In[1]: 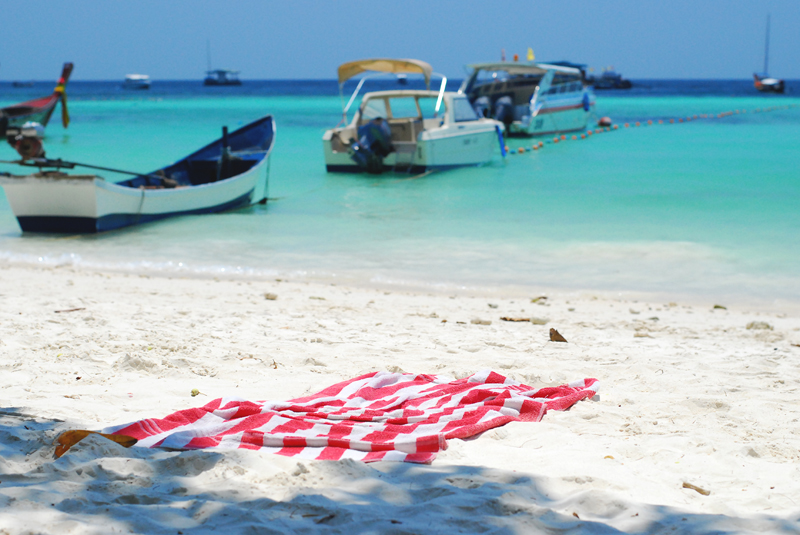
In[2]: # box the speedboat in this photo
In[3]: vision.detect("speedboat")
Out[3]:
[1,63,72,132]
[323,58,504,174]
[459,62,595,137]
[204,69,242,86]
[123,74,151,90]
[0,115,275,233]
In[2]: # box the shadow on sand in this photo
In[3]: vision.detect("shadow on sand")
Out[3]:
[1,407,798,534]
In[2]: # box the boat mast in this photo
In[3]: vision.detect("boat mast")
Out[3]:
[763,14,770,75]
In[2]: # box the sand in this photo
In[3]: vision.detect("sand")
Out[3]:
[1,262,799,534]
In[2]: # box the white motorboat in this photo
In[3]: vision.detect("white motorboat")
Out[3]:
[123,74,151,90]
[0,116,275,233]
[459,62,595,137]
[323,58,504,174]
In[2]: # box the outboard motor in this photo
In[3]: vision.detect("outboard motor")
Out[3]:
[472,96,491,118]
[349,118,393,174]
[492,96,514,128]
[6,121,46,160]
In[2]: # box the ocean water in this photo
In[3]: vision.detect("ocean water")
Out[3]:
[1,80,798,305]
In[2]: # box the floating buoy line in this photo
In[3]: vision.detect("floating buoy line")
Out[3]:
[503,103,799,157]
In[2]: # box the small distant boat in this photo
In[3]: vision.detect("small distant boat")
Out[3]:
[589,67,633,90]
[0,63,73,131]
[754,74,784,94]
[459,61,595,137]
[123,74,151,90]
[323,58,504,174]
[204,69,242,86]
[754,15,784,94]
[203,40,242,86]
[12,81,34,88]
[396,74,408,85]
[0,115,275,233]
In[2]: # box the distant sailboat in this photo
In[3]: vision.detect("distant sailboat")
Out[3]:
[753,14,785,93]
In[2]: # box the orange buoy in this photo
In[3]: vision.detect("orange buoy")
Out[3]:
[613,124,618,130]
[539,141,544,147]
[560,134,567,141]
[693,115,698,119]
[669,118,675,124]
[518,147,525,154]
[587,130,593,136]
[580,133,586,139]
[553,137,559,143]
[634,122,640,127]
[533,145,539,150]
[571,135,577,140]
[658,119,664,124]
[679,118,684,122]
[504,145,509,152]
[624,123,630,128]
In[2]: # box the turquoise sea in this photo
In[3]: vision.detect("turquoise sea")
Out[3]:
[1,80,799,306]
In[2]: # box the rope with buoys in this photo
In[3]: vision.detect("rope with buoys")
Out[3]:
[502,103,799,157]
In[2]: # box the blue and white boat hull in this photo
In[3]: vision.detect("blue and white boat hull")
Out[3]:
[1,115,274,233]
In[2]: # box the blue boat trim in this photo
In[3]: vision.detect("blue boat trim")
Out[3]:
[17,190,256,234]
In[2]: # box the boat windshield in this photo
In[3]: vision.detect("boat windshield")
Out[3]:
[417,97,441,119]
[387,97,419,119]
[361,96,445,121]
[452,97,479,122]
[361,99,388,120]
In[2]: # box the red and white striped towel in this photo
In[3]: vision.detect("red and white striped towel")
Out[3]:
[106,370,599,463]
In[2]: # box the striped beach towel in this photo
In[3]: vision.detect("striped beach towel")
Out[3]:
[106,370,599,463]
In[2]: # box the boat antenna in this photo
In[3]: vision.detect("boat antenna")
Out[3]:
[763,14,770,75]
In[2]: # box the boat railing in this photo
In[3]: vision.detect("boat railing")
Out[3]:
[433,73,447,116]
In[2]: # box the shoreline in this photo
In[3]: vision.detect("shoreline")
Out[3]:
[3,256,800,314]
[2,262,800,532]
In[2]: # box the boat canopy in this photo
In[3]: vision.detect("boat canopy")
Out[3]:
[466,62,583,77]
[338,59,433,88]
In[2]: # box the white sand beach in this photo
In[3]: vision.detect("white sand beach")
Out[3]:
[2,262,800,534]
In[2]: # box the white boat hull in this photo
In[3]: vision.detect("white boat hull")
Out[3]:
[323,122,500,173]
[510,93,595,137]
[1,158,269,233]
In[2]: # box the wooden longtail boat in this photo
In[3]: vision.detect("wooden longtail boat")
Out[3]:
[0,115,275,233]
[0,63,73,131]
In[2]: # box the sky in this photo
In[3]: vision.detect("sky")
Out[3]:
[2,0,798,81]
